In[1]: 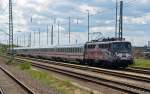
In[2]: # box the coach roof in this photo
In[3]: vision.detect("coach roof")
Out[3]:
[14,44,84,50]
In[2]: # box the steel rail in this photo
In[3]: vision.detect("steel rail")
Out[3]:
[17,57,150,94]
[0,88,4,94]
[17,57,150,83]
[0,66,34,94]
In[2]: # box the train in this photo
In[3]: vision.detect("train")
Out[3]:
[13,38,134,68]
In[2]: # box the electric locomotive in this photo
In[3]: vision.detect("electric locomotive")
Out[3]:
[84,38,133,67]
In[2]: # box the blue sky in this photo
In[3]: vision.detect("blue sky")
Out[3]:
[0,0,150,47]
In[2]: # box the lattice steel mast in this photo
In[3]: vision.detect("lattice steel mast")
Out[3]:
[9,0,14,56]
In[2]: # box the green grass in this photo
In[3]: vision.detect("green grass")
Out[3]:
[24,69,92,94]
[130,59,150,68]
[18,62,31,70]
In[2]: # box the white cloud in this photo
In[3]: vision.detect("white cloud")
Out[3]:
[124,16,146,24]
[140,0,150,4]
[78,4,106,15]
[124,13,150,25]
[90,26,114,33]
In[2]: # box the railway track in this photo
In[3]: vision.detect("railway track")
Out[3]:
[0,66,34,94]
[18,57,150,83]
[0,88,4,94]
[16,57,150,94]
[126,67,150,74]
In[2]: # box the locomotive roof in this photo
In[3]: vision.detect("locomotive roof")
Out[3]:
[86,40,131,45]
[14,44,84,50]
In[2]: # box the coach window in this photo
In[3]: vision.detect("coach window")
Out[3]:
[64,48,66,52]
[78,48,80,53]
[73,48,75,53]
[72,48,73,53]
[44,49,47,52]
[101,44,103,48]
[61,48,63,52]
[74,48,76,53]
[104,44,106,49]
[75,48,77,53]
[63,48,65,52]
[99,44,102,48]
[70,48,72,52]
[72,48,74,53]
[71,48,72,53]
[76,48,78,52]
[80,48,82,52]
[76,48,78,53]
[74,48,75,52]
[55,48,57,52]
[75,48,77,52]
[105,44,107,49]
[70,48,72,53]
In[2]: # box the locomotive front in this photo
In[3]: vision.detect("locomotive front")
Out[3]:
[111,41,133,67]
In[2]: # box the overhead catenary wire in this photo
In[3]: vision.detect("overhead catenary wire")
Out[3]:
[0,0,147,46]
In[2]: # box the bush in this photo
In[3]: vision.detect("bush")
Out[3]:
[19,62,31,70]
[6,58,15,65]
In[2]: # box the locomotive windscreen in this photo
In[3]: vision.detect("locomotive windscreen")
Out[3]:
[112,42,132,53]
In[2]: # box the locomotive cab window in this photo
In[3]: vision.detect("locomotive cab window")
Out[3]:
[87,44,96,49]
